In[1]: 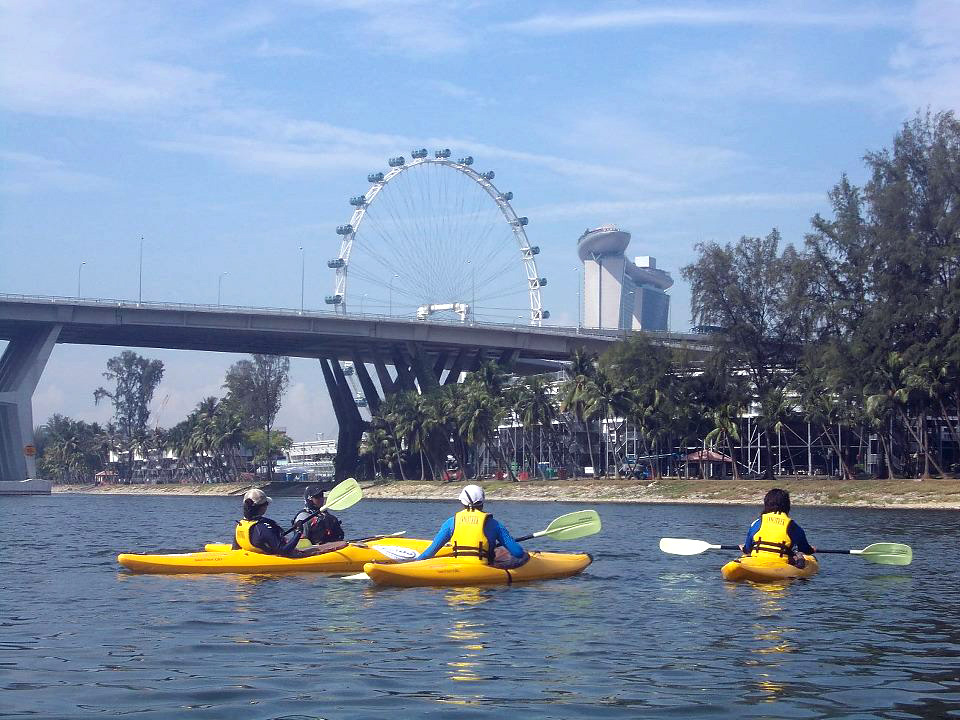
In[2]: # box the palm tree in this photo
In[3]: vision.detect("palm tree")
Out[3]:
[560,349,597,476]
[583,368,631,479]
[514,376,558,477]
[459,380,514,480]
[705,402,743,480]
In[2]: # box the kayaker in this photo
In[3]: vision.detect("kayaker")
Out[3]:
[234,488,304,556]
[292,485,345,545]
[415,484,528,567]
[741,488,816,567]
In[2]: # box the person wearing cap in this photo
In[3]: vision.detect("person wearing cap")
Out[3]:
[292,485,345,546]
[414,484,527,567]
[234,488,304,556]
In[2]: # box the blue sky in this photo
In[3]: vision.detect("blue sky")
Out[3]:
[2,0,958,441]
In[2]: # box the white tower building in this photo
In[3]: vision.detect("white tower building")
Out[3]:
[577,225,673,331]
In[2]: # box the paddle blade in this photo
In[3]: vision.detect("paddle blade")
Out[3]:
[342,572,368,580]
[659,538,719,555]
[321,478,363,512]
[538,509,601,541]
[860,542,913,566]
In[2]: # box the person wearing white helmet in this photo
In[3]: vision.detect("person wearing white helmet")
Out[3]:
[234,488,303,556]
[414,484,527,566]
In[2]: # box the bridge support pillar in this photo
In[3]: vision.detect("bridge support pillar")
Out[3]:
[0,324,61,481]
[351,355,382,415]
[320,357,366,481]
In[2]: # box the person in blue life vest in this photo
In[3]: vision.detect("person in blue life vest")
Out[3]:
[292,485,345,546]
[415,484,528,568]
[741,488,817,567]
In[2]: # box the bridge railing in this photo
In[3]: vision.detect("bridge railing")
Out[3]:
[0,292,701,343]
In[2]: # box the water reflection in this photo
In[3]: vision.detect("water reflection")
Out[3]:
[736,582,797,703]
[444,588,489,687]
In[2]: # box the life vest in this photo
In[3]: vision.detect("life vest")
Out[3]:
[749,511,794,561]
[298,509,344,544]
[450,509,493,563]
[235,519,264,553]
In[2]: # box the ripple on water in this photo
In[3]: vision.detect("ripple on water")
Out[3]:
[3,498,959,719]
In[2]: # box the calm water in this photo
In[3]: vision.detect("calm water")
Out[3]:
[2,495,959,719]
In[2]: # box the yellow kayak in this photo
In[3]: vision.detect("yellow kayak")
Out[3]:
[721,554,819,583]
[118,537,434,575]
[363,550,593,587]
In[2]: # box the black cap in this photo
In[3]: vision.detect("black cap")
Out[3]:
[304,484,325,500]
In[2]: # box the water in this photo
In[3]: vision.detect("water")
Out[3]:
[2,495,959,719]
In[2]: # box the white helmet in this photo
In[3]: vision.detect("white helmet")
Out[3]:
[459,484,485,509]
[243,488,271,507]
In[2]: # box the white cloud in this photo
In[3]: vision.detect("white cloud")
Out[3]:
[422,80,493,107]
[253,39,315,58]
[0,1,221,119]
[880,0,960,111]
[0,151,110,194]
[504,4,905,35]
[528,191,824,221]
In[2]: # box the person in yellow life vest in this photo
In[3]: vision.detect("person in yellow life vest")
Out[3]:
[234,488,304,556]
[415,485,528,567]
[741,488,816,567]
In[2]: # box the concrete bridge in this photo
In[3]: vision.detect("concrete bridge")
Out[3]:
[0,293,708,481]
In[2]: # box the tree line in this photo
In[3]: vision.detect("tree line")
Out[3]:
[35,353,291,483]
[360,111,960,482]
[34,111,959,483]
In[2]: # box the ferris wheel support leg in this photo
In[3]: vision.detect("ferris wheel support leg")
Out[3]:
[351,356,382,414]
[319,357,366,481]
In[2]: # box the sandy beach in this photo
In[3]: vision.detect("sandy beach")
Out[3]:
[53,476,960,509]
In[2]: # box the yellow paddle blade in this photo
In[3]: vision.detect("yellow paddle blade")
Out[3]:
[321,477,362,512]
[535,510,601,541]
[858,542,913,565]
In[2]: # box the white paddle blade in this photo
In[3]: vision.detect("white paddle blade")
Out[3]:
[342,572,369,580]
[659,538,719,555]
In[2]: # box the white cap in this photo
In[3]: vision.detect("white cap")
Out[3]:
[243,488,271,506]
[459,484,485,508]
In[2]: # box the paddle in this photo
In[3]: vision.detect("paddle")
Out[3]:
[342,509,601,579]
[814,543,913,565]
[351,531,406,544]
[658,538,913,566]
[283,477,363,537]
[349,531,407,548]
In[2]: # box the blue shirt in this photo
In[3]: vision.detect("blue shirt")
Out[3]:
[743,515,814,554]
[416,514,526,560]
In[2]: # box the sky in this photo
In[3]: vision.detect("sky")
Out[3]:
[2,0,958,442]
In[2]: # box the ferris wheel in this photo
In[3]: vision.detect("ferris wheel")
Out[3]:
[325,149,549,326]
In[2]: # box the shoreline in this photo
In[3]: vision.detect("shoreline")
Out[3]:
[52,477,960,510]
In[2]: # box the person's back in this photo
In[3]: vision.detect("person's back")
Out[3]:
[234,488,302,556]
[743,488,815,566]
[417,484,526,567]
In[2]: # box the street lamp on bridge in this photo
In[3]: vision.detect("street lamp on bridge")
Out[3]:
[217,272,229,306]
[299,246,305,314]
[77,261,86,298]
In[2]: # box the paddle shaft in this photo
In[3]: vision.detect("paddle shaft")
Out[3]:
[283,505,335,537]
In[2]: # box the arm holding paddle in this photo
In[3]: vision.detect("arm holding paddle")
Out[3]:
[344,510,602,579]
[660,537,912,565]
